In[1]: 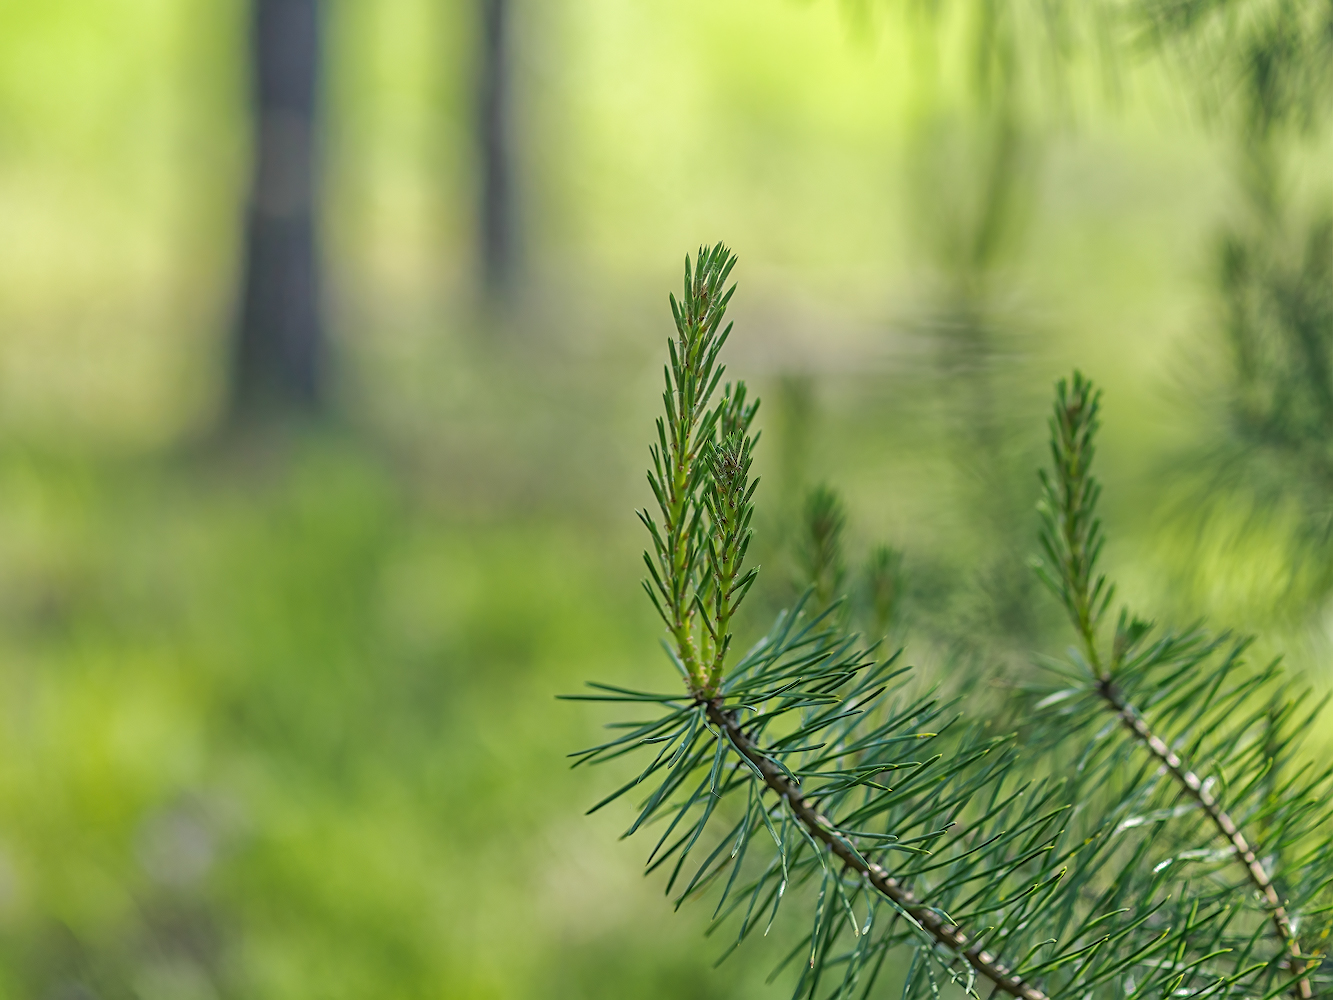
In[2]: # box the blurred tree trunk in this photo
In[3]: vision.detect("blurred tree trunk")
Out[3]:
[477,0,517,298]
[231,0,323,421]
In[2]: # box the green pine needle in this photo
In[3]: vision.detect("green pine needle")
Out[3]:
[567,251,1333,1000]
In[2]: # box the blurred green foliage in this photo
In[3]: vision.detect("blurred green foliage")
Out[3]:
[0,439,781,998]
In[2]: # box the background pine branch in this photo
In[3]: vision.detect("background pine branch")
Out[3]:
[1033,373,1333,1000]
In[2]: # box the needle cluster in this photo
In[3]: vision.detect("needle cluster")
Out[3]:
[639,243,759,699]
[566,249,1333,1000]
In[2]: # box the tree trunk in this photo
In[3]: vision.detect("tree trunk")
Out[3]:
[477,0,516,298]
[231,0,323,420]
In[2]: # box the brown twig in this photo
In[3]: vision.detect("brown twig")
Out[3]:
[1096,679,1312,1000]
[705,702,1051,1000]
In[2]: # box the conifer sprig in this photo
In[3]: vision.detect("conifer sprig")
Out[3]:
[1036,373,1111,675]
[569,257,1333,1000]
[703,699,1053,1000]
[862,545,904,641]
[800,486,848,610]
[1035,372,1331,1000]
[640,242,742,697]
[700,419,760,693]
[577,248,1082,999]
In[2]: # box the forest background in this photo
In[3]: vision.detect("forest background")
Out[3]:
[0,1,1329,998]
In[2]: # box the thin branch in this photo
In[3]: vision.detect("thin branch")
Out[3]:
[1095,678,1312,1000]
[1043,372,1312,999]
[705,702,1052,1000]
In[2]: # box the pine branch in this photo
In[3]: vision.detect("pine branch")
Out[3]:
[675,258,1051,1000]
[621,247,1065,999]
[1095,676,1313,999]
[1037,371,1319,999]
[705,700,1051,1000]
[572,257,1332,1000]
[799,486,847,610]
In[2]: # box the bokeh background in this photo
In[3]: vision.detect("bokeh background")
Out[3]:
[0,0,1330,997]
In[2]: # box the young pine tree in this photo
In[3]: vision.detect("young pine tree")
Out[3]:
[565,245,1333,1000]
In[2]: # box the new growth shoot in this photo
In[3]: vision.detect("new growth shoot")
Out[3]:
[1036,373,1111,677]
[640,243,758,700]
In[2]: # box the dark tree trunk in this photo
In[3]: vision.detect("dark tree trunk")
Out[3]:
[477,0,517,297]
[231,0,323,420]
